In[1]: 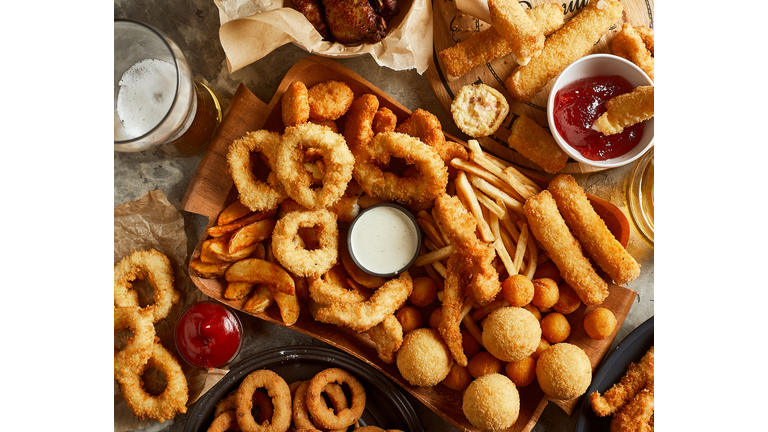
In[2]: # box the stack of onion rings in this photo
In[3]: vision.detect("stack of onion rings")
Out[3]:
[352,132,448,209]
[306,368,366,430]
[274,123,355,210]
[271,209,339,278]
[114,250,187,422]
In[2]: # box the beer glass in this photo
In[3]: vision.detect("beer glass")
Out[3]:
[114,19,221,157]
[627,147,654,244]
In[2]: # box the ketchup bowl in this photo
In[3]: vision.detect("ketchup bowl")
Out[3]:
[547,54,654,169]
[174,301,243,370]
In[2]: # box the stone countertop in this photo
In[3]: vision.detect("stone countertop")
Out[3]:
[114,0,654,430]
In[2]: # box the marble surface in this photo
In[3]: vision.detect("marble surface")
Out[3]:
[114,1,654,430]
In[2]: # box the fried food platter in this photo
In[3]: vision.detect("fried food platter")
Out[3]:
[183,346,423,432]
[181,55,638,432]
[426,0,655,173]
[575,316,654,431]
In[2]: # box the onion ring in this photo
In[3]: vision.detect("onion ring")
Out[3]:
[274,123,354,210]
[207,410,240,432]
[114,305,156,378]
[315,271,412,332]
[306,368,366,430]
[352,132,448,208]
[115,342,189,423]
[293,380,350,432]
[114,249,179,324]
[227,130,288,212]
[271,209,339,278]
[235,369,292,432]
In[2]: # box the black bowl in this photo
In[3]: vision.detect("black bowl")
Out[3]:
[575,316,654,431]
[183,345,424,432]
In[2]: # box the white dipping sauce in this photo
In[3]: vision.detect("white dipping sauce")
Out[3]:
[349,205,420,275]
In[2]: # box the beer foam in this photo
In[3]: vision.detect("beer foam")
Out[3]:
[116,58,177,138]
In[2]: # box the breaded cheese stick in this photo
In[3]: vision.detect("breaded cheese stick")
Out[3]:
[593,86,654,136]
[487,0,544,65]
[548,175,641,285]
[438,3,564,81]
[507,114,568,174]
[524,190,608,306]
[506,0,623,102]
[612,23,655,81]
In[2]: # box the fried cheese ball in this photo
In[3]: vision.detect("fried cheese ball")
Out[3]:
[553,283,581,315]
[482,306,541,363]
[462,327,483,359]
[533,261,563,284]
[532,278,559,309]
[428,306,443,329]
[540,312,571,343]
[451,84,510,138]
[410,276,438,307]
[501,274,534,307]
[523,303,542,321]
[395,305,423,335]
[536,343,592,400]
[442,363,472,392]
[505,356,536,388]
[467,351,503,379]
[583,307,617,340]
[396,328,453,386]
[462,373,520,431]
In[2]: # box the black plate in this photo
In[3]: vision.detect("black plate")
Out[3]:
[183,345,424,432]
[574,316,654,431]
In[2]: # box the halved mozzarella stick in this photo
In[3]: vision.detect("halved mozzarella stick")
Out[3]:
[548,174,640,285]
[524,190,608,306]
[592,86,654,135]
[506,0,623,102]
[487,0,544,65]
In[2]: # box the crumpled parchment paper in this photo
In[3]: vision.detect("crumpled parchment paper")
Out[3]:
[214,0,433,73]
[114,189,227,431]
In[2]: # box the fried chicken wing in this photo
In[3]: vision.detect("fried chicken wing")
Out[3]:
[321,0,388,44]
[292,0,334,40]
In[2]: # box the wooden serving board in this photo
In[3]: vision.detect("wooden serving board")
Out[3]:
[181,56,638,432]
[426,0,655,173]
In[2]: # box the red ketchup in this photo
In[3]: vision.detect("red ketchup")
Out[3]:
[552,75,643,161]
[175,302,242,370]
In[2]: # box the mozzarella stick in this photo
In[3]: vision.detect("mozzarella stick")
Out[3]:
[548,174,640,285]
[612,23,654,81]
[506,0,623,102]
[507,114,568,174]
[438,3,564,81]
[524,190,608,306]
[487,0,544,65]
[593,86,654,135]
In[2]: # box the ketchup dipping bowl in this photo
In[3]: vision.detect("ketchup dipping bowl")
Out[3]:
[174,301,243,370]
[547,54,654,169]
[347,203,422,278]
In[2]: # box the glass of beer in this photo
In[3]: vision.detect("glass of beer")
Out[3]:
[627,147,654,245]
[114,19,222,157]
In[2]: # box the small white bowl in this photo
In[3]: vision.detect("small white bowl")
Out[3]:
[546,54,654,169]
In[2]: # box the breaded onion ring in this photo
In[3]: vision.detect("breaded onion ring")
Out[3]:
[207,410,238,432]
[272,209,339,278]
[115,343,189,423]
[227,130,288,212]
[275,123,354,210]
[343,94,379,151]
[315,271,413,332]
[114,249,179,324]
[114,305,156,378]
[353,132,448,208]
[306,368,366,430]
[235,370,292,432]
[293,381,349,431]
